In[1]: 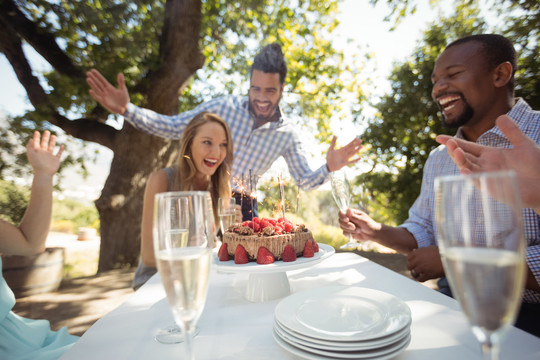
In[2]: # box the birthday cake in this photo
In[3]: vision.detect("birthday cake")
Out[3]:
[218,217,318,264]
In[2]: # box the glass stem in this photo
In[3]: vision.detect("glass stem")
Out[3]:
[481,338,499,360]
[183,328,195,360]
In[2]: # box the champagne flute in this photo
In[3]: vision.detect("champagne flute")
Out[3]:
[330,171,357,249]
[153,193,193,344]
[434,171,526,360]
[218,197,236,235]
[154,191,213,359]
[154,192,217,344]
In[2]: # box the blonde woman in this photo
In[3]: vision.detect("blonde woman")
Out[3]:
[132,112,235,290]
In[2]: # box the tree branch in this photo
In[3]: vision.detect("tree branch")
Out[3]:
[0,18,49,108]
[0,13,117,150]
[0,0,82,79]
[144,0,206,114]
[53,114,117,149]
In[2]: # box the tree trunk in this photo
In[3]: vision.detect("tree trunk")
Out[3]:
[95,126,177,272]
[1,0,204,272]
[94,0,203,272]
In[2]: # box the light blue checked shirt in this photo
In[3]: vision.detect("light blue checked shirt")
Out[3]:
[123,95,329,191]
[399,98,540,303]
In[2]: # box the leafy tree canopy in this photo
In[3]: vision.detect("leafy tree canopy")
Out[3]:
[360,0,538,224]
[0,0,367,270]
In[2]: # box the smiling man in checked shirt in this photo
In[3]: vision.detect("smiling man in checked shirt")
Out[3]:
[338,34,540,337]
[86,43,362,220]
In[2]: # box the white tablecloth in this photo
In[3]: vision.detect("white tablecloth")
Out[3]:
[60,252,540,359]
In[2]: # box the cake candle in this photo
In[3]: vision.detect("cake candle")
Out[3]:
[249,169,253,221]
[296,186,300,214]
[279,173,286,220]
[240,173,245,217]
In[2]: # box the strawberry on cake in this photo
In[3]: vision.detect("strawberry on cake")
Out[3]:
[218,217,319,265]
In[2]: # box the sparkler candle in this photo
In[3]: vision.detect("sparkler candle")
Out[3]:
[296,186,300,214]
[249,169,253,221]
[240,173,245,214]
[279,173,286,220]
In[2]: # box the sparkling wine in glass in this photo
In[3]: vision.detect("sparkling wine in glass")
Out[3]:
[434,171,526,360]
[218,197,236,235]
[154,191,214,358]
[330,171,357,249]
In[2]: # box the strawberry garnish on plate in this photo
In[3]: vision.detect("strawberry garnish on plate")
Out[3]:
[312,240,319,252]
[218,243,229,261]
[256,247,275,264]
[234,245,249,264]
[303,240,315,258]
[282,245,297,262]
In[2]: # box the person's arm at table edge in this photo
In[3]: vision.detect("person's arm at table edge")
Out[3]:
[526,267,540,292]
[374,225,418,255]
[526,246,540,292]
[140,170,168,267]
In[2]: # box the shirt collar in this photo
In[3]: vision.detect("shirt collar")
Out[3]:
[243,97,285,127]
[455,98,530,141]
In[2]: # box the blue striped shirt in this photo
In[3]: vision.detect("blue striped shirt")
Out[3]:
[124,96,330,191]
[399,98,540,303]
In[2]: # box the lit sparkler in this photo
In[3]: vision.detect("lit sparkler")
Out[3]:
[278,173,286,220]
[296,186,300,214]
[249,169,254,221]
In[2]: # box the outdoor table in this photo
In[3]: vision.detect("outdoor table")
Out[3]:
[60,252,540,359]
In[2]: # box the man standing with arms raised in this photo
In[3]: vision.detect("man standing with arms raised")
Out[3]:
[87,43,362,219]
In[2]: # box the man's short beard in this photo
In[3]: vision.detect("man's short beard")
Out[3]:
[249,100,280,122]
[442,103,474,129]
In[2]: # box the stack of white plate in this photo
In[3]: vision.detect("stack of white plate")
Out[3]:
[273,286,412,360]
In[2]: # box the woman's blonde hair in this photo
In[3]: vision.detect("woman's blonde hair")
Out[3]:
[171,112,233,222]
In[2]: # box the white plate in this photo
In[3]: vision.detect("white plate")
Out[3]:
[273,328,411,360]
[274,319,410,351]
[274,286,411,341]
[214,243,335,274]
[274,324,410,359]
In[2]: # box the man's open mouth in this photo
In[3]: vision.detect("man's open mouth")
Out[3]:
[438,95,462,114]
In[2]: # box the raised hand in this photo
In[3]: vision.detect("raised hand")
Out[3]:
[26,130,64,177]
[436,115,540,211]
[326,136,363,172]
[86,69,130,115]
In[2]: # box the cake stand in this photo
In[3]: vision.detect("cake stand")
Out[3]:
[214,243,335,302]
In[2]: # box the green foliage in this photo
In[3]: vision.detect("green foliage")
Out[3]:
[52,198,100,233]
[0,180,30,224]
[497,0,540,108]
[360,0,539,225]
[358,4,488,224]
[8,0,360,145]
[308,218,349,249]
[2,0,363,270]
[0,178,99,232]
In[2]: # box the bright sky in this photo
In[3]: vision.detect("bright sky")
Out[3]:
[0,0,456,202]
